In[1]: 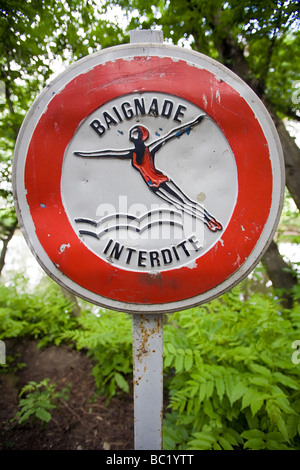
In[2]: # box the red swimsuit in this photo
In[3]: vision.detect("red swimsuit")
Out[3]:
[132,147,168,188]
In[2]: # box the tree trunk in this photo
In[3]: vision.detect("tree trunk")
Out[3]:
[261,241,296,309]
[211,27,300,212]
[0,222,17,276]
[60,287,81,317]
[204,28,299,300]
[265,107,300,212]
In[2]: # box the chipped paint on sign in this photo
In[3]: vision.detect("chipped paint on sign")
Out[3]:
[59,243,70,253]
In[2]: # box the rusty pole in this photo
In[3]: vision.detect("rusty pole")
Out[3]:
[130,29,165,451]
[132,314,164,450]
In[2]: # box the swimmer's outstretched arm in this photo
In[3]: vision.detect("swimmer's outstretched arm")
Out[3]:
[149,114,205,154]
[74,148,133,159]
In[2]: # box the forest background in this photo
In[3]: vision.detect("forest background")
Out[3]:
[0,0,300,451]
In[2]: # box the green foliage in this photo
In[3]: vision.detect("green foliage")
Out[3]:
[0,277,133,400]
[162,287,300,450]
[112,0,300,120]
[13,378,71,425]
[62,308,133,400]
[0,277,78,346]
[1,276,300,448]
[277,189,300,245]
[0,0,128,255]
[0,0,299,450]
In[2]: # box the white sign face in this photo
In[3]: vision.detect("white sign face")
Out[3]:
[62,92,238,273]
[13,42,284,313]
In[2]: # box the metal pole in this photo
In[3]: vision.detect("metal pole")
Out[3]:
[132,314,164,450]
[129,28,165,451]
[130,29,164,44]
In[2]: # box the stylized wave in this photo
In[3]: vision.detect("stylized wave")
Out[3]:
[75,208,183,239]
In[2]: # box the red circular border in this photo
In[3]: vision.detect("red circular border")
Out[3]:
[25,56,272,305]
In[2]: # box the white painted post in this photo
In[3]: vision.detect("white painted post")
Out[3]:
[125,27,283,450]
[130,28,165,452]
[130,29,164,44]
[132,314,164,450]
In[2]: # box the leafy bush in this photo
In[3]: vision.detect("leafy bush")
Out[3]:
[13,378,71,425]
[62,309,133,400]
[162,288,300,450]
[0,277,77,346]
[1,276,300,448]
[0,277,133,400]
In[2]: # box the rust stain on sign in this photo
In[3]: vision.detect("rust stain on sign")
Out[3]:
[135,315,162,363]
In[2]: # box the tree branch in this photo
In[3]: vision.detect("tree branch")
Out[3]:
[205,22,300,213]
[60,287,81,317]
[0,68,15,115]
[0,221,17,276]
[266,104,300,212]
[261,240,298,308]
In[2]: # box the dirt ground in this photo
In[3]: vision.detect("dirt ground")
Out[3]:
[0,339,134,450]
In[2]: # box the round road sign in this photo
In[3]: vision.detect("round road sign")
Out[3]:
[13,39,284,313]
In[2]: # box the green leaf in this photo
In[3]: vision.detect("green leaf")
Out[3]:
[249,376,269,386]
[187,439,212,450]
[223,431,239,447]
[114,373,129,393]
[164,352,173,368]
[206,380,214,399]
[35,407,52,423]
[276,414,290,443]
[213,443,222,450]
[266,401,290,442]
[226,428,244,445]
[244,438,266,450]
[273,372,299,390]
[187,380,199,398]
[163,435,176,451]
[248,363,272,378]
[224,374,235,403]
[215,376,225,400]
[266,440,289,450]
[241,429,265,440]
[199,382,206,403]
[163,423,184,449]
[188,432,216,450]
[218,436,234,450]
[266,431,286,442]
[184,349,193,371]
[276,396,297,415]
[203,398,218,419]
[192,432,216,444]
[241,387,258,410]
[174,354,184,373]
[16,409,32,424]
[231,382,247,404]
[251,395,265,416]
[166,343,176,355]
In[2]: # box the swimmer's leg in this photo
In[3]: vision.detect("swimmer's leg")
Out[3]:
[155,181,222,232]
[154,186,201,221]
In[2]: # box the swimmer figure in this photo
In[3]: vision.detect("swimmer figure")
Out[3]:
[74,115,222,232]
